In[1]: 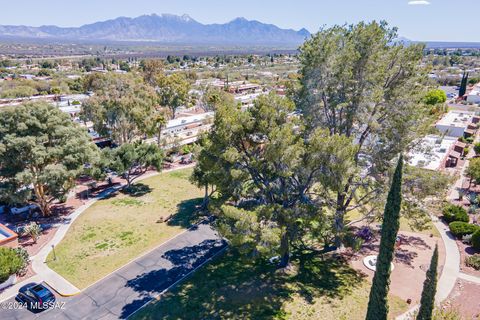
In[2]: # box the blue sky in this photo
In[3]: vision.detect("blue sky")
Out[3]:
[1,0,478,42]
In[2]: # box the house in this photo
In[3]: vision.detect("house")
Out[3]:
[435,111,480,137]
[467,83,480,103]
[407,135,457,170]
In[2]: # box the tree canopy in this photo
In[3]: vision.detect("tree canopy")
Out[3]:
[105,142,164,188]
[156,73,192,119]
[192,93,357,266]
[81,74,158,145]
[0,102,99,216]
[296,21,431,245]
[423,89,447,106]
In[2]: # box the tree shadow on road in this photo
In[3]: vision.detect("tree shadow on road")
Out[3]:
[124,249,366,320]
[119,238,226,319]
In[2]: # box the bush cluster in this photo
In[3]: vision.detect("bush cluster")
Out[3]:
[465,254,480,270]
[442,204,469,223]
[0,247,24,283]
[472,230,480,250]
[448,221,479,238]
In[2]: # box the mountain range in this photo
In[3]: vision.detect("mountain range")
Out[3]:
[0,14,311,46]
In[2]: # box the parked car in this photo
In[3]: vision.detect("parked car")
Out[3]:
[16,283,56,311]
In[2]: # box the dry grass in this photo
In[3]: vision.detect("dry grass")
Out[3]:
[47,168,203,288]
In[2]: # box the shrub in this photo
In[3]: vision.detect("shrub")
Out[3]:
[449,222,479,238]
[474,142,480,155]
[465,254,480,270]
[442,204,469,223]
[13,247,30,276]
[23,222,42,243]
[0,247,23,283]
[472,229,480,250]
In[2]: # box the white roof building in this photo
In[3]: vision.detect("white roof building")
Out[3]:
[435,110,479,137]
[407,135,457,170]
[467,83,480,103]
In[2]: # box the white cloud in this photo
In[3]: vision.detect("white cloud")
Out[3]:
[408,0,430,5]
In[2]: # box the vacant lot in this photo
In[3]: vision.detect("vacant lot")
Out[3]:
[132,251,408,320]
[47,168,203,288]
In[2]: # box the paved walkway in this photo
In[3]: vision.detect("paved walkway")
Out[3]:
[2,220,227,320]
[458,272,480,284]
[0,165,195,303]
[396,218,461,320]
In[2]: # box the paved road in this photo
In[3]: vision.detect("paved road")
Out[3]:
[1,221,227,320]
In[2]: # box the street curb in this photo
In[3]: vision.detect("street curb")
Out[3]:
[43,280,81,297]
[78,216,213,293]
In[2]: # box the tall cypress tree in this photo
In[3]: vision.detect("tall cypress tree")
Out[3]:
[417,244,439,320]
[459,71,469,97]
[366,155,403,320]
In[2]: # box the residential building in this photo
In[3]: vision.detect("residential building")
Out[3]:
[435,110,479,137]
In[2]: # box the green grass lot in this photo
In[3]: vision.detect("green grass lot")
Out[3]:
[47,168,203,289]
[132,250,408,320]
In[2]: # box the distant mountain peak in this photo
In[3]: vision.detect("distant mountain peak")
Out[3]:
[180,14,193,22]
[0,13,311,46]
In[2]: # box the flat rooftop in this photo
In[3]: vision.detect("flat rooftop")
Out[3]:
[166,112,214,129]
[407,135,457,171]
[436,111,476,128]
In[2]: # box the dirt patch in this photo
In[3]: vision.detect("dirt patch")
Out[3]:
[349,231,445,306]
[442,279,480,319]
[457,239,480,277]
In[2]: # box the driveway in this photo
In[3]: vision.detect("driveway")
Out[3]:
[1,220,227,320]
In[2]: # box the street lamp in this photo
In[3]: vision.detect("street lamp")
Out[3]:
[51,244,57,261]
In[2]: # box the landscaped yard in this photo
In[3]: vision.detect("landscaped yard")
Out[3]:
[345,208,441,238]
[132,250,408,320]
[47,168,203,288]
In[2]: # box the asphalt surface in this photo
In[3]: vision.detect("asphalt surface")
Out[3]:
[1,220,227,320]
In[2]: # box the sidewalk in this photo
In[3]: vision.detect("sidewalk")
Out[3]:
[396,218,460,320]
[0,164,195,302]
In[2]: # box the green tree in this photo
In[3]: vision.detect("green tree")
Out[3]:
[119,61,131,72]
[466,158,480,189]
[106,142,164,188]
[201,86,235,111]
[417,244,439,320]
[459,71,469,97]
[297,21,430,247]
[0,102,99,216]
[423,89,447,106]
[140,59,164,85]
[366,155,403,320]
[146,109,169,147]
[156,73,191,119]
[81,74,158,145]
[473,142,480,155]
[192,93,357,266]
